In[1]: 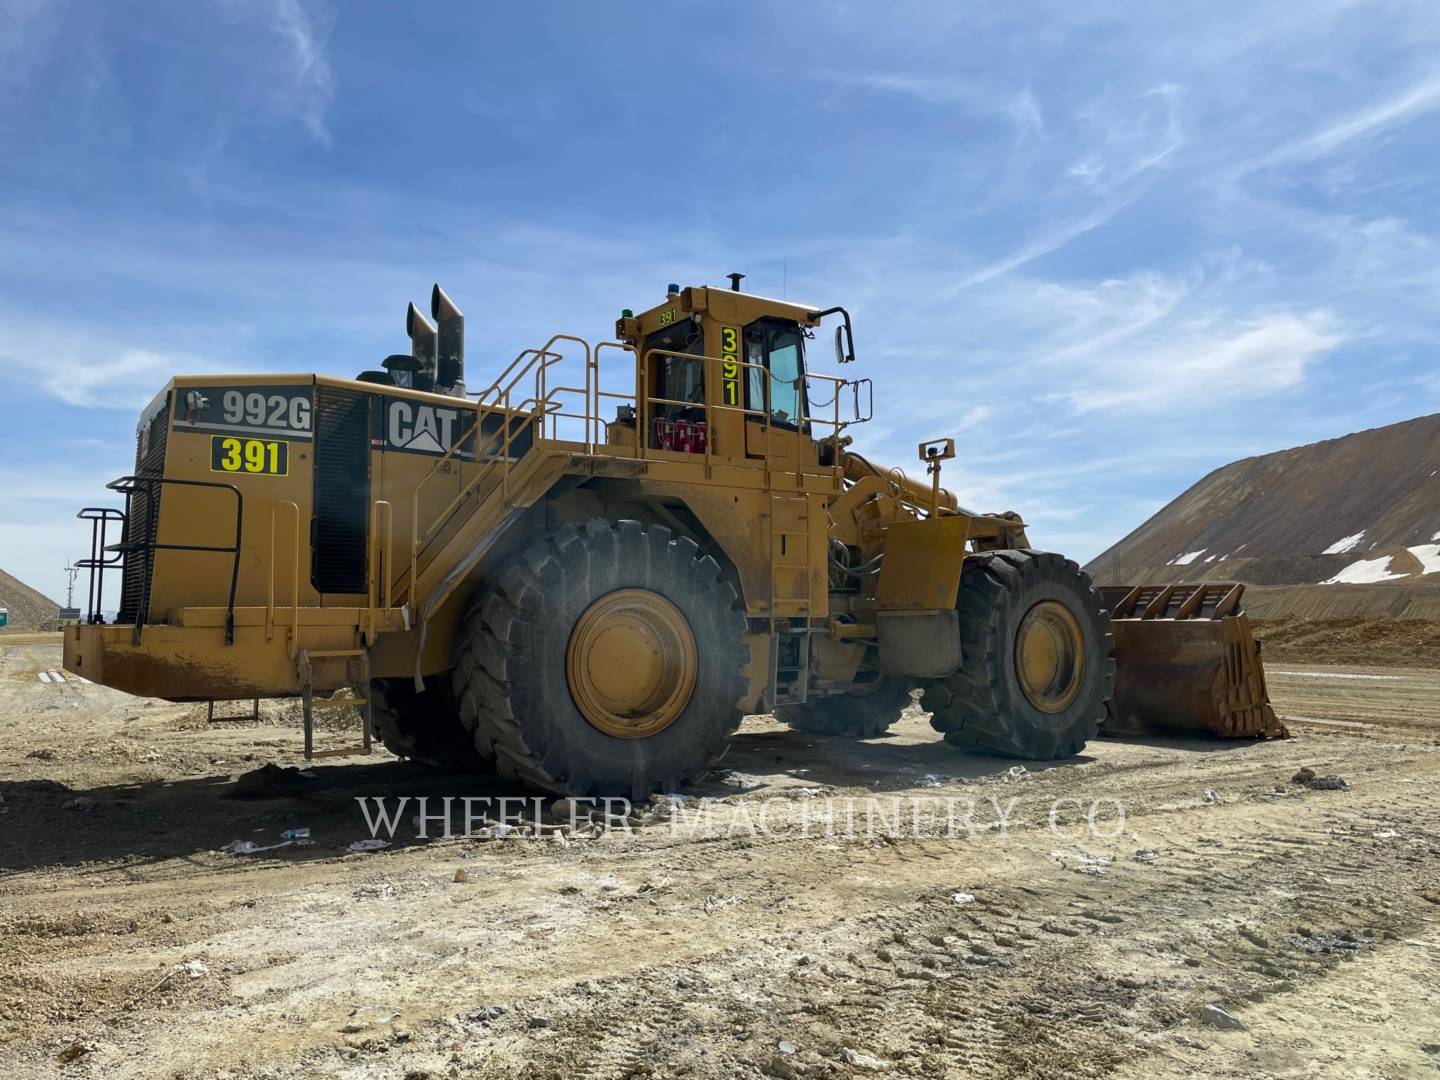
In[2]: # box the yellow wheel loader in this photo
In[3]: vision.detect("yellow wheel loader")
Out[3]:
[64,277,1279,797]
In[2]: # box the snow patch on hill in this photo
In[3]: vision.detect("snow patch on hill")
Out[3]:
[1170,550,1205,566]
[1324,544,1440,584]
[1322,531,1366,555]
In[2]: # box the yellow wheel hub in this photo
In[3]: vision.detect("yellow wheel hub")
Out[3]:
[566,589,697,739]
[1015,600,1085,714]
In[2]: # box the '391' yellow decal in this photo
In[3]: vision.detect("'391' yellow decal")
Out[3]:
[210,435,289,476]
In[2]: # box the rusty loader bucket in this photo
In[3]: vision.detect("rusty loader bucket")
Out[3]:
[1096,582,1286,739]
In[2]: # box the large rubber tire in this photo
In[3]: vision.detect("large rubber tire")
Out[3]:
[369,676,485,767]
[777,676,914,737]
[453,519,750,798]
[925,550,1112,759]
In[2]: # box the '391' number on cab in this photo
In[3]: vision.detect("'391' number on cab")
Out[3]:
[210,435,289,476]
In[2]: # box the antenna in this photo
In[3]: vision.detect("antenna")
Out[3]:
[63,562,78,608]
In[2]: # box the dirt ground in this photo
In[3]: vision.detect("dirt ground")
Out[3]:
[2,637,1438,1079]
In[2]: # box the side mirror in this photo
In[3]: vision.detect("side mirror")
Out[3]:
[811,305,856,364]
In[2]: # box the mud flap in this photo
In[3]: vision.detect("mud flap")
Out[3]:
[1097,583,1287,739]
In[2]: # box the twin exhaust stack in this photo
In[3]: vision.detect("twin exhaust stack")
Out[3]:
[368,283,466,397]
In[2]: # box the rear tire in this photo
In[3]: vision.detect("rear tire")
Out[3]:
[778,676,914,737]
[369,676,485,767]
[452,519,750,798]
[924,550,1112,759]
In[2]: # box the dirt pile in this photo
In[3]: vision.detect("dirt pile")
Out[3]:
[1086,412,1440,587]
[1252,615,1440,666]
[0,568,60,632]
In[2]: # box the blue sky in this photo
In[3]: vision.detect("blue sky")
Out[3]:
[3,0,1440,605]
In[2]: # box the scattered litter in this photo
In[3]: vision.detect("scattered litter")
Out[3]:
[1203,788,1219,804]
[1308,775,1349,791]
[348,838,390,852]
[280,828,310,840]
[1004,765,1030,783]
[704,894,741,914]
[178,959,209,979]
[1133,849,1160,863]
[842,1047,893,1071]
[1199,1004,1245,1030]
[777,1039,797,1055]
[792,787,823,797]
[37,671,51,684]
[951,892,975,906]
[918,774,949,788]
[222,838,310,855]
[1373,829,1399,840]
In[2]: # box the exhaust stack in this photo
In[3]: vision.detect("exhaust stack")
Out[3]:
[431,283,465,397]
[406,303,438,393]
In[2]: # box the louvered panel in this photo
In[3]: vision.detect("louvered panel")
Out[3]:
[310,387,370,594]
[117,396,170,623]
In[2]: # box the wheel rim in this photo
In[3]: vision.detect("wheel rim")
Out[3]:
[566,589,698,739]
[1014,600,1085,714]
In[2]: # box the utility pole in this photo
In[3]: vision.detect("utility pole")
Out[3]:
[63,562,78,609]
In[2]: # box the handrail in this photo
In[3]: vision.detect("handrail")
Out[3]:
[104,475,244,646]
[369,500,394,612]
[266,500,300,652]
[394,328,870,615]
[74,507,126,625]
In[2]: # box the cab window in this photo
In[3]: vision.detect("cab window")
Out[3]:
[745,320,808,430]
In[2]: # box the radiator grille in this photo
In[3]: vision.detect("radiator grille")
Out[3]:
[311,387,370,594]
[117,396,171,623]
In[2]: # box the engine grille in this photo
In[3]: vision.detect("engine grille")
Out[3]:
[310,386,370,594]
[117,396,171,623]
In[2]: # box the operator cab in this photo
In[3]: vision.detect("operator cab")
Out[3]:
[618,277,853,459]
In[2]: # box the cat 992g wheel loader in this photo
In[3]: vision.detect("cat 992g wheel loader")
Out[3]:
[64,277,1281,797]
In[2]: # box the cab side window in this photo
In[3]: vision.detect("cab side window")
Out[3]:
[744,320,808,430]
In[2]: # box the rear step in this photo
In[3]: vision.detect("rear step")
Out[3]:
[299,648,374,759]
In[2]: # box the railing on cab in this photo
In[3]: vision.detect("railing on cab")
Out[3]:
[391,332,873,611]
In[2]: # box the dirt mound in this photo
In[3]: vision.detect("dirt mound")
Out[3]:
[1252,616,1440,667]
[0,569,61,633]
[1244,582,1440,621]
[1087,411,1440,587]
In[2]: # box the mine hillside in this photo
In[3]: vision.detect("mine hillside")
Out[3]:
[1085,411,1440,647]
[0,568,61,633]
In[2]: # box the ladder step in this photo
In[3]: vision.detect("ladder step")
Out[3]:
[307,745,374,759]
[307,649,365,658]
[310,696,367,709]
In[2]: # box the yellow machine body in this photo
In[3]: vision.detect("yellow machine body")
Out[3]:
[64,280,1277,753]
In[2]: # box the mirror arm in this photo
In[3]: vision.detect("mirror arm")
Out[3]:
[809,305,856,364]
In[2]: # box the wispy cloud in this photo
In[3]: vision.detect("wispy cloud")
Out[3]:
[1268,71,1440,165]
[262,0,336,144]
[1055,310,1343,414]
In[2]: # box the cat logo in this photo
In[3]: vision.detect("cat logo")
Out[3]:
[387,400,462,455]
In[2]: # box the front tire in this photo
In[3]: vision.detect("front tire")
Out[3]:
[924,550,1112,759]
[777,676,914,737]
[453,519,750,797]
[369,676,485,767]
